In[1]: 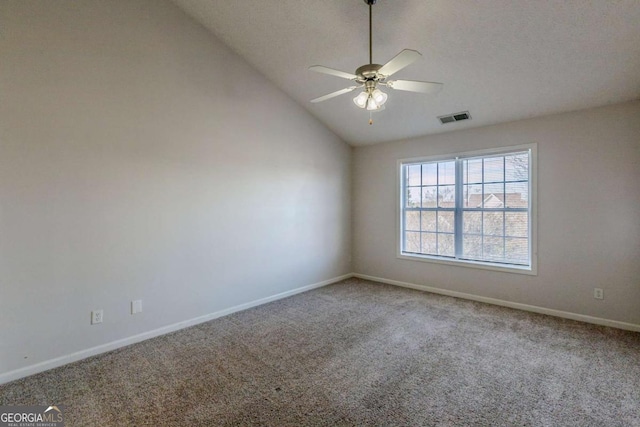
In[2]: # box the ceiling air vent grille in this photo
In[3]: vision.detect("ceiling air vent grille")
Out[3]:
[438,111,471,125]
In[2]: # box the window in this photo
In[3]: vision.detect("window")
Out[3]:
[399,145,536,274]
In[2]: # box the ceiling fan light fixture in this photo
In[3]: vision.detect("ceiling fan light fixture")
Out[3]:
[353,91,369,108]
[371,88,387,105]
[366,96,381,111]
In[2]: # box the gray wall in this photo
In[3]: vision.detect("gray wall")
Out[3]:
[353,101,640,325]
[0,0,351,377]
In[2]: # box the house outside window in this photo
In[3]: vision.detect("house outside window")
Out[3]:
[398,144,536,275]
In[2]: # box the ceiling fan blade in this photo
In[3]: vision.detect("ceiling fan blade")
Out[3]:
[387,79,443,94]
[378,49,422,77]
[309,65,358,80]
[310,86,359,103]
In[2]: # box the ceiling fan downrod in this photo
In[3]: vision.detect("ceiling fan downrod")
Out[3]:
[365,0,376,65]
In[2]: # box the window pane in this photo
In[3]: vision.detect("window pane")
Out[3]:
[405,231,420,253]
[407,165,421,186]
[463,184,483,208]
[483,212,504,236]
[462,235,482,259]
[422,163,437,185]
[464,159,483,184]
[407,188,421,207]
[505,212,528,237]
[421,211,436,232]
[438,211,454,233]
[438,161,456,185]
[405,211,420,231]
[422,186,438,208]
[483,236,504,261]
[438,233,455,257]
[505,153,528,182]
[483,183,504,208]
[421,232,437,255]
[483,157,504,182]
[505,182,528,208]
[505,237,528,264]
[438,185,455,208]
[463,211,482,234]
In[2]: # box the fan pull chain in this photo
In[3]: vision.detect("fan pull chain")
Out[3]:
[369,111,373,125]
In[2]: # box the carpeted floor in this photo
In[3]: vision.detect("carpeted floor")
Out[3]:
[1,278,639,426]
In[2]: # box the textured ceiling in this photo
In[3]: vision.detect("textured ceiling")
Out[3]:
[171,0,640,146]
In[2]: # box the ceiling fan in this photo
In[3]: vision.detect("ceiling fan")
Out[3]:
[309,0,443,124]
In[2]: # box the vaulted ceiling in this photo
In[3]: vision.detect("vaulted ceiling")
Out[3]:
[171,0,640,146]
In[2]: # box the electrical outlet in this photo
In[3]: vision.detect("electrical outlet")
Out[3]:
[594,288,604,300]
[131,300,142,315]
[91,309,104,324]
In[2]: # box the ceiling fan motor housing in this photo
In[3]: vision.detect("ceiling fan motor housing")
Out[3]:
[364,0,377,5]
[356,64,383,82]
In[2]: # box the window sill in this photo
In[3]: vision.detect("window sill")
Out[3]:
[397,253,537,276]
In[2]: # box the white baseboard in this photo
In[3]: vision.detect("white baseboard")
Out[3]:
[353,273,640,333]
[0,273,353,386]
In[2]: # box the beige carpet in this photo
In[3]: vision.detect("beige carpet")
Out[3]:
[1,278,639,426]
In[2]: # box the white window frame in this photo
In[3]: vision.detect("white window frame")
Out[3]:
[397,143,537,275]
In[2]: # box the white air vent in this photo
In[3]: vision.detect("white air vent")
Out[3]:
[438,111,471,125]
